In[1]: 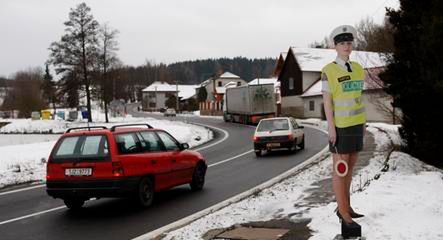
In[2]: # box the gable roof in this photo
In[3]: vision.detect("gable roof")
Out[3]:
[219,72,240,79]
[141,81,198,99]
[290,47,387,72]
[248,78,279,87]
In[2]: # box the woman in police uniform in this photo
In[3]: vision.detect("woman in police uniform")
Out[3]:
[322,25,366,228]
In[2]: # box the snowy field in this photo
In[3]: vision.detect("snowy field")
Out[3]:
[0,115,213,188]
[161,122,443,240]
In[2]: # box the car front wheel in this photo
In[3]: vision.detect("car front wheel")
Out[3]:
[190,163,206,191]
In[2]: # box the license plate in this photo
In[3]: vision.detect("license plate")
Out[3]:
[266,143,281,148]
[65,168,92,176]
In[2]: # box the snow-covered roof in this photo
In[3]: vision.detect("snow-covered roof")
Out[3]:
[301,67,385,97]
[224,81,239,89]
[248,78,280,93]
[219,71,240,79]
[142,81,178,92]
[248,78,279,86]
[178,85,199,100]
[141,81,198,99]
[215,81,242,94]
[198,79,210,88]
[291,47,387,72]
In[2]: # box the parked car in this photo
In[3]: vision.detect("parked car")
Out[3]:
[46,124,207,210]
[253,117,305,157]
[164,108,176,117]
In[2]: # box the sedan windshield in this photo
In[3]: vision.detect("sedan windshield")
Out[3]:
[257,119,289,132]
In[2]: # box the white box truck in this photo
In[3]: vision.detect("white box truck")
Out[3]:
[223,84,276,124]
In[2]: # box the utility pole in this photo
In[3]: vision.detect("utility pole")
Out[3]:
[176,80,179,112]
[154,86,158,112]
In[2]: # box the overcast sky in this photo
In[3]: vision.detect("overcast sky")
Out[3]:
[0,0,399,78]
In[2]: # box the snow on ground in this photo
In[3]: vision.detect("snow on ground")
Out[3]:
[0,115,213,188]
[162,121,443,240]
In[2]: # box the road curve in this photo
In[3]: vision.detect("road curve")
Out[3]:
[0,108,328,240]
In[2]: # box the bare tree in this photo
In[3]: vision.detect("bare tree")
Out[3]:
[3,68,46,118]
[49,2,100,122]
[354,17,394,53]
[308,36,331,49]
[98,23,119,123]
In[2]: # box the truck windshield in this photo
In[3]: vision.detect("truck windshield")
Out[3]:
[257,119,289,132]
[51,135,110,162]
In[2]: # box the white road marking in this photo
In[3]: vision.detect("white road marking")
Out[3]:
[0,184,45,196]
[0,206,66,226]
[190,122,230,152]
[208,150,253,168]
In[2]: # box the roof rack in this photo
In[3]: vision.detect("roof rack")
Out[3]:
[110,124,153,132]
[66,126,108,133]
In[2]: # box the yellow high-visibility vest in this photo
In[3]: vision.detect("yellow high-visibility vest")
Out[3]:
[322,61,366,128]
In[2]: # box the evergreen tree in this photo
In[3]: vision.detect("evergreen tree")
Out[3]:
[165,94,177,109]
[49,2,100,122]
[382,0,443,167]
[41,64,57,118]
[197,87,207,102]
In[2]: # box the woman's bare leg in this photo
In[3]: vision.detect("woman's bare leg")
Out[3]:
[346,152,358,209]
[332,153,352,223]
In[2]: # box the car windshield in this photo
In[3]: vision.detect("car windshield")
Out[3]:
[52,135,110,162]
[257,119,289,132]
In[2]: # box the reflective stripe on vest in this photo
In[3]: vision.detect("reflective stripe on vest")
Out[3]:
[334,106,366,117]
[333,96,362,108]
[322,61,366,128]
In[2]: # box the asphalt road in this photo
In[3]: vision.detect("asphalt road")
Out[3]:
[0,107,328,240]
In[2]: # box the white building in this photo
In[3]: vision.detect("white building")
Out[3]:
[198,72,247,116]
[141,81,198,111]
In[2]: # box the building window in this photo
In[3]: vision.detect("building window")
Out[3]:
[237,81,241,86]
[309,100,315,111]
[289,77,294,90]
[218,81,222,87]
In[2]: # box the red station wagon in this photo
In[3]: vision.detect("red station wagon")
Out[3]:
[46,124,207,210]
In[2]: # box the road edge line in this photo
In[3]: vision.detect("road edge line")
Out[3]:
[190,122,230,152]
[133,125,329,240]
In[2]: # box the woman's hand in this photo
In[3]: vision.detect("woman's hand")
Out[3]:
[328,126,337,146]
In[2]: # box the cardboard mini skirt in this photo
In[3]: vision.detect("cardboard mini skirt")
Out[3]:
[329,124,364,154]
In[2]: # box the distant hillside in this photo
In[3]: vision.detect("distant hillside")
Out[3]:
[107,57,277,102]
[118,57,277,87]
[167,57,277,84]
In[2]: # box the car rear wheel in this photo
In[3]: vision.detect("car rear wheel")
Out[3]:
[298,138,305,150]
[64,198,85,210]
[190,163,206,191]
[135,177,154,207]
[289,140,297,153]
[255,150,262,157]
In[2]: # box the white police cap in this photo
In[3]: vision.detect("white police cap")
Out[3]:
[330,25,357,44]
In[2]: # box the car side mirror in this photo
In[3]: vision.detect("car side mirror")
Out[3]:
[180,143,189,150]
